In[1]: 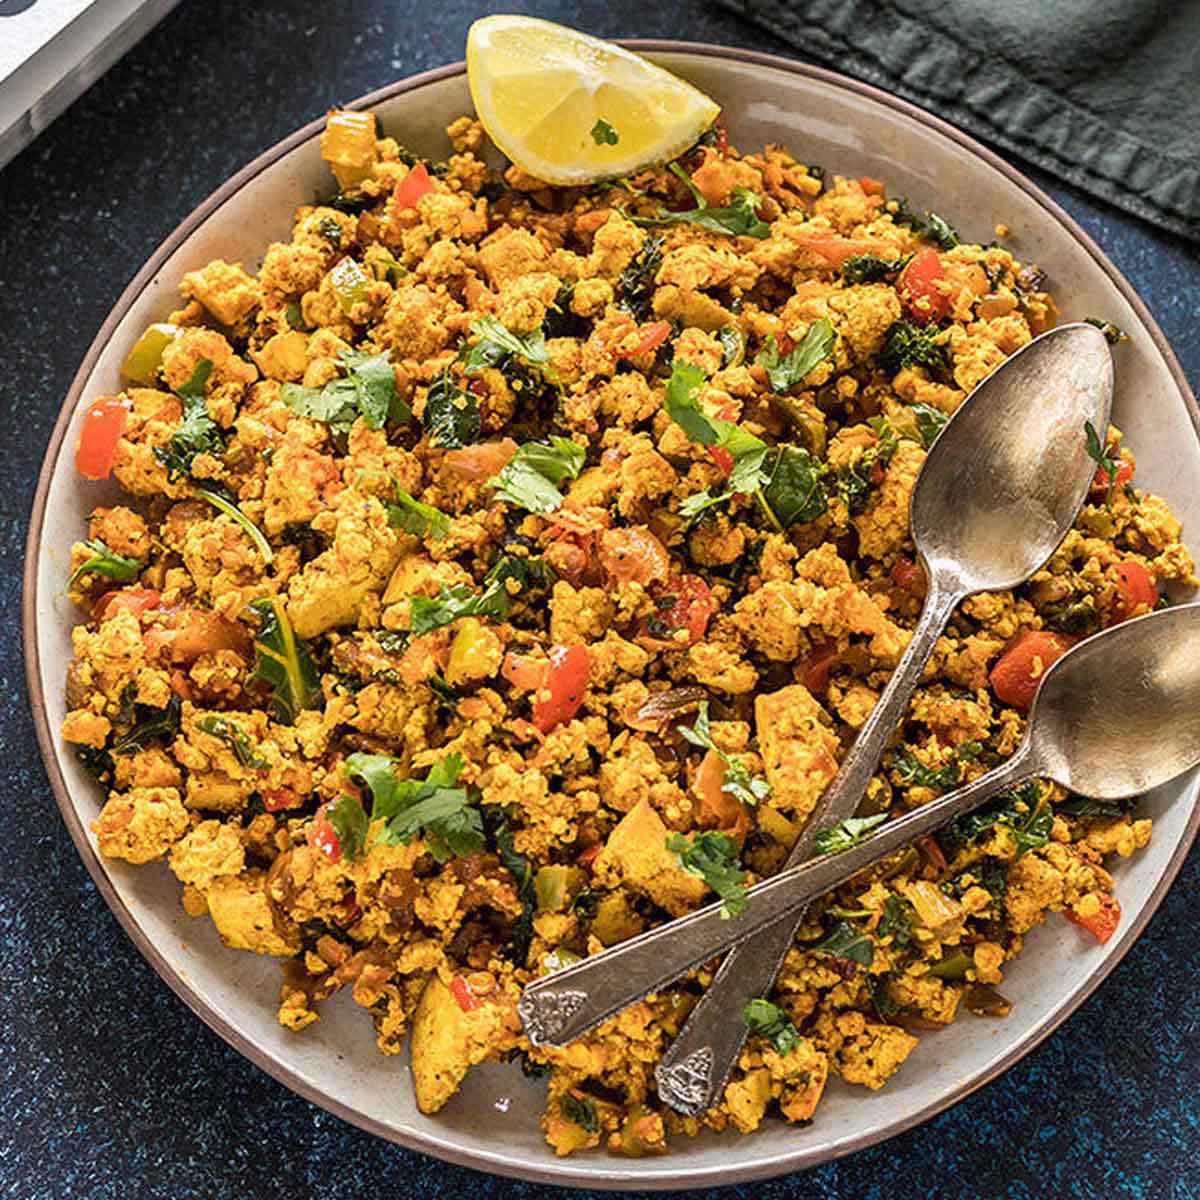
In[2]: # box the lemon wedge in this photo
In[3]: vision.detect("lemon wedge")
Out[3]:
[466,16,720,185]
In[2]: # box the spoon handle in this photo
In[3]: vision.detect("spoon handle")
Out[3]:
[653,575,961,1113]
[518,744,1034,1050]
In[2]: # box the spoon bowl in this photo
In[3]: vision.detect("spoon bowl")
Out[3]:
[912,322,1113,591]
[1030,602,1200,797]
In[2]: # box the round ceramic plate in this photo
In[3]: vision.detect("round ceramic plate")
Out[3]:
[23,43,1200,1190]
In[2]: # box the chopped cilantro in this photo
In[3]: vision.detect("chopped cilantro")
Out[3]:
[666,830,748,917]
[743,998,801,1054]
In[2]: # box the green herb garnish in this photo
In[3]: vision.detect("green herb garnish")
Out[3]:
[281,347,407,434]
[487,437,585,513]
[743,998,801,1054]
[421,370,480,449]
[155,359,222,481]
[677,700,770,806]
[754,318,836,393]
[1085,419,1120,507]
[813,812,889,854]
[809,918,874,967]
[590,118,619,146]
[247,596,323,723]
[195,715,268,769]
[628,163,770,239]
[68,539,140,587]
[666,830,748,917]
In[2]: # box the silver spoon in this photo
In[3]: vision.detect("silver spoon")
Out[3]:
[519,322,1113,1103]
[519,602,1200,1049]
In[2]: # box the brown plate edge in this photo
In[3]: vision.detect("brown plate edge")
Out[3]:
[20,41,1200,1192]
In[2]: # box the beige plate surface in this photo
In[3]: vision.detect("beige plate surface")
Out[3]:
[22,43,1200,1190]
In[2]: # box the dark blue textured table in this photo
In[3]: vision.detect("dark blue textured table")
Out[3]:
[2,3,1197,1197]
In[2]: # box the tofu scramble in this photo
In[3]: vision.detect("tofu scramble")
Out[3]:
[60,108,1194,1156]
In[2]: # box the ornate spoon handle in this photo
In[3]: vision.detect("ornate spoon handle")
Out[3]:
[518,744,1033,1049]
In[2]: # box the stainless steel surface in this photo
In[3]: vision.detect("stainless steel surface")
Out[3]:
[519,324,1113,1097]
[520,604,1200,1047]
[649,322,1114,1112]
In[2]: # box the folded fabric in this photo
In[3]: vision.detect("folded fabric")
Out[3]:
[718,0,1200,242]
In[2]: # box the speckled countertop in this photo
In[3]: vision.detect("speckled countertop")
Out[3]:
[2,2,1198,1197]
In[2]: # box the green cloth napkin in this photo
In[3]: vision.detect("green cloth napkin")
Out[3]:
[719,0,1200,242]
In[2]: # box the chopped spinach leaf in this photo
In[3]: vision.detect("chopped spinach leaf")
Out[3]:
[195,715,268,769]
[840,252,912,285]
[1056,794,1137,818]
[911,402,949,447]
[666,830,748,917]
[759,446,828,528]
[809,919,874,968]
[616,235,664,320]
[743,998,801,1054]
[891,198,960,249]
[247,596,323,723]
[495,820,536,966]
[421,370,480,449]
[561,1094,599,1133]
[111,695,182,756]
[325,793,369,859]
[877,895,914,947]
[880,320,953,379]
[68,538,140,587]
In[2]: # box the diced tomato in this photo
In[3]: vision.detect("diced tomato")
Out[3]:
[306,804,341,862]
[989,630,1077,710]
[449,975,480,1012]
[790,232,892,269]
[641,575,716,648]
[575,842,603,868]
[74,394,130,479]
[531,644,590,734]
[1089,456,1134,496]
[801,641,839,694]
[501,652,547,692]
[1110,560,1157,625]
[143,607,250,662]
[890,556,920,591]
[1066,894,1121,945]
[598,526,670,586]
[444,437,517,480]
[392,161,432,213]
[898,247,949,324]
[693,748,751,840]
[916,835,947,874]
[93,587,161,623]
[859,176,885,196]
[708,446,734,477]
[629,320,671,357]
[262,787,299,812]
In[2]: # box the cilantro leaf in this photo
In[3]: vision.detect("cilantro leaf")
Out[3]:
[344,751,483,863]
[812,812,888,855]
[743,998,801,1054]
[590,118,619,146]
[384,483,449,540]
[755,318,836,393]
[628,164,771,239]
[247,596,323,723]
[280,348,406,434]
[809,919,874,967]
[462,315,549,373]
[155,359,223,481]
[666,830,748,917]
[677,701,769,806]
[1085,419,1120,507]
[68,538,141,587]
[421,370,480,449]
[408,553,554,634]
[487,436,585,513]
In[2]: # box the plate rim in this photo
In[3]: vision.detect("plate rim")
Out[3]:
[21,40,1200,1190]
